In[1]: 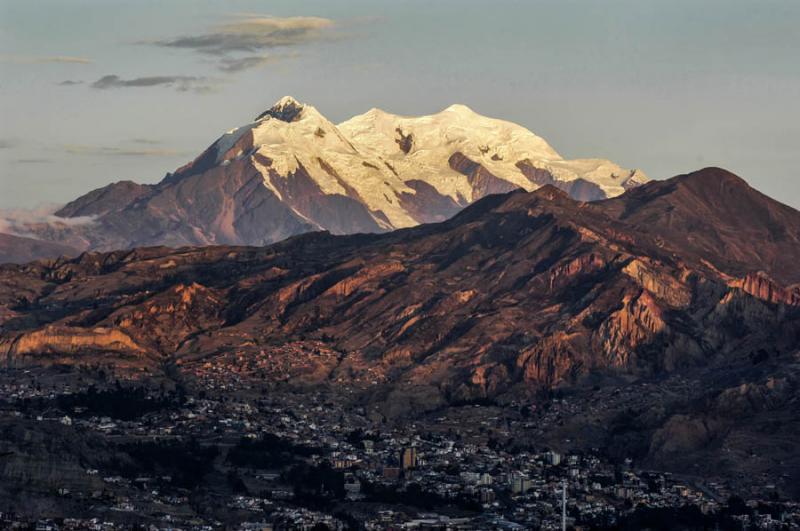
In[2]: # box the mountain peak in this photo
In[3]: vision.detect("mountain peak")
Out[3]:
[676,167,749,189]
[255,95,305,122]
[612,167,751,210]
[532,183,572,202]
[275,95,301,107]
[442,103,476,115]
[493,184,574,215]
[636,167,757,208]
[11,98,652,264]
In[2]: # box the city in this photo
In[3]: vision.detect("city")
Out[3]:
[1,366,797,530]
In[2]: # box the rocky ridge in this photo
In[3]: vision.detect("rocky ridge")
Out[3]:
[1,168,797,398]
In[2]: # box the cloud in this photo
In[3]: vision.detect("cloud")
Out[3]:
[63,143,188,157]
[58,80,84,86]
[217,55,278,73]
[90,74,216,93]
[14,158,53,164]
[0,54,91,65]
[0,139,16,150]
[153,15,335,56]
[0,204,97,236]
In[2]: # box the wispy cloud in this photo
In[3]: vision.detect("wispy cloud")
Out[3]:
[0,54,91,65]
[14,158,54,164]
[64,143,188,157]
[217,54,278,73]
[144,15,335,74]
[0,139,16,150]
[58,80,84,86]
[130,138,163,145]
[90,74,216,93]
[153,15,335,56]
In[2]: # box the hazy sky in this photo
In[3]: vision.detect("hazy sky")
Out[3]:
[1,0,799,210]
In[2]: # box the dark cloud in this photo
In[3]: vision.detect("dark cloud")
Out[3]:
[153,16,334,56]
[90,74,215,93]
[58,80,84,86]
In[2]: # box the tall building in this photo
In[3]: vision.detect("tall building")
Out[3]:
[510,473,533,495]
[545,450,562,466]
[401,447,418,470]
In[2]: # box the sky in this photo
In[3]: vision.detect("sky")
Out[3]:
[1,0,799,210]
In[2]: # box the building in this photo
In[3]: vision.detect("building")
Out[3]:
[510,473,534,495]
[544,450,561,466]
[401,447,418,470]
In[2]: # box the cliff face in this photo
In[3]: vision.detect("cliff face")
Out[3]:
[729,272,800,306]
[1,168,799,397]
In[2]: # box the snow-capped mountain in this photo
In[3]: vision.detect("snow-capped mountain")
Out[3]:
[339,102,647,205]
[4,96,648,260]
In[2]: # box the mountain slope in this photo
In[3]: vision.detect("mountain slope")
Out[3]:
[2,168,797,387]
[0,233,80,265]
[2,168,800,495]
[599,167,800,285]
[4,97,647,262]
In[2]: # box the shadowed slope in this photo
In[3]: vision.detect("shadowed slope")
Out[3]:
[1,168,797,393]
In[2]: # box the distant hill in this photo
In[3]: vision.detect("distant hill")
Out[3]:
[0,232,79,265]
